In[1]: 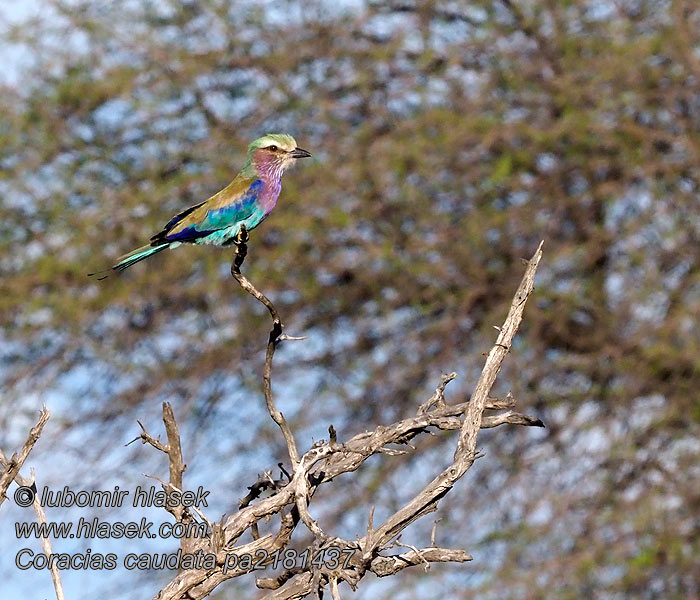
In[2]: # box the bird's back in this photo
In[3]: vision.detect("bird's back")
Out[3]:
[152,175,263,244]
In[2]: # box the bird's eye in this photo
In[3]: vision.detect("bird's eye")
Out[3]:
[268,145,278,152]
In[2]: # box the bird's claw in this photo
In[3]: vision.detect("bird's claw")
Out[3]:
[234,225,249,245]
[232,225,249,273]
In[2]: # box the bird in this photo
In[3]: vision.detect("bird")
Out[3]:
[89,133,311,278]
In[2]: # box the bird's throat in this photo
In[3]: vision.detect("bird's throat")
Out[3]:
[250,153,285,213]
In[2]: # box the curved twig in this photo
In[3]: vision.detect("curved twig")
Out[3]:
[230,226,300,467]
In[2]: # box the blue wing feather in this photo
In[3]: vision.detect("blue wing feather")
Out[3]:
[161,180,264,244]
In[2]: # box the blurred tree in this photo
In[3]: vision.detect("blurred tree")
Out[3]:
[1,0,699,598]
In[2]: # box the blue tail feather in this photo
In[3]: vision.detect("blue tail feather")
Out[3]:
[113,244,168,272]
[88,243,169,279]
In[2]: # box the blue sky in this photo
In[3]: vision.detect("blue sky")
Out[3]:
[0,1,41,85]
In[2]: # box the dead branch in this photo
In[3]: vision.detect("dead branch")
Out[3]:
[231,225,300,467]
[150,242,545,600]
[15,469,66,600]
[0,407,63,600]
[370,547,472,577]
[132,402,200,555]
[0,406,50,509]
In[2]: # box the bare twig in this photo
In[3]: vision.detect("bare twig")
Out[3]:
[0,408,63,600]
[293,472,327,541]
[16,469,66,600]
[128,420,168,452]
[231,226,300,468]
[0,406,50,509]
[142,473,213,530]
[329,576,342,600]
[370,547,472,577]
[417,372,457,414]
[480,411,545,429]
[393,536,430,571]
[356,241,544,560]
[484,392,517,410]
[136,403,199,555]
[257,567,306,590]
[261,572,314,599]
[430,518,442,547]
[162,403,186,496]
[239,470,286,509]
[456,241,544,458]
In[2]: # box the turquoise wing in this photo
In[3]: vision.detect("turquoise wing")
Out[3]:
[153,179,263,244]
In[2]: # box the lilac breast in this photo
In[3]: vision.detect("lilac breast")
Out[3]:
[257,176,282,217]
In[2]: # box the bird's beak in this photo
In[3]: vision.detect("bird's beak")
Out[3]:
[290,147,312,159]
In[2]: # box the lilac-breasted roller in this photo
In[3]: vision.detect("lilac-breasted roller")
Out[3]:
[91,134,311,277]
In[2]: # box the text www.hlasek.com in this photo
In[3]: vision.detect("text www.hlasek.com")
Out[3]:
[13,484,217,572]
[14,485,360,572]
[15,518,208,540]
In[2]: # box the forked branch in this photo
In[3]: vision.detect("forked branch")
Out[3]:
[149,241,545,600]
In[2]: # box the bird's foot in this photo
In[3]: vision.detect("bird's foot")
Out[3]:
[235,225,249,245]
[232,225,249,273]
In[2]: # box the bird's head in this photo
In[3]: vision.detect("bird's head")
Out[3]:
[246,133,311,179]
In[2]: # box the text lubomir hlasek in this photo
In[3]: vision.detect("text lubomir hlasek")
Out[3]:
[38,486,209,508]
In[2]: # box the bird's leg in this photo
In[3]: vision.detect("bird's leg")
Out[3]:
[232,225,249,274]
